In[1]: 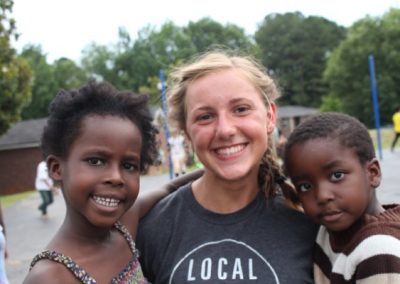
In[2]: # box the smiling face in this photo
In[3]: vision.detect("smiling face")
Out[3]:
[184,68,276,183]
[285,138,381,232]
[49,115,142,228]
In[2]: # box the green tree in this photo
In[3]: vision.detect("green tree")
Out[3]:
[81,23,193,101]
[114,26,164,92]
[138,75,163,105]
[21,46,89,119]
[185,17,257,55]
[255,12,346,107]
[319,94,343,112]
[81,19,258,106]
[20,45,57,119]
[146,21,195,66]
[81,42,118,85]
[130,19,257,104]
[81,26,166,93]
[324,8,400,126]
[52,57,88,91]
[0,0,32,135]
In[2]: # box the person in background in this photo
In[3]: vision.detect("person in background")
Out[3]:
[168,129,187,177]
[0,202,9,284]
[137,50,318,283]
[284,112,400,283]
[391,105,400,152]
[35,160,55,216]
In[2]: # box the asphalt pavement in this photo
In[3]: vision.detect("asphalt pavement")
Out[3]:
[3,150,400,283]
[4,173,170,284]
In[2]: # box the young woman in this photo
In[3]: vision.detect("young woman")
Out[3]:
[136,50,318,283]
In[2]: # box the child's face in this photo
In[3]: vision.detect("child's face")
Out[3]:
[49,115,142,228]
[285,138,381,232]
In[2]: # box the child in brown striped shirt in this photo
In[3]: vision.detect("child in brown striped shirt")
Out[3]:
[284,112,400,283]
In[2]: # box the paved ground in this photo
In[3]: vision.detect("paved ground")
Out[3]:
[3,150,400,283]
[4,173,170,284]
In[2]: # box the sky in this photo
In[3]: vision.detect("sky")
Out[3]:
[12,0,400,63]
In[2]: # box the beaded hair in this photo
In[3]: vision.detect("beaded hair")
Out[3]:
[41,80,159,172]
[167,50,300,208]
[283,112,376,169]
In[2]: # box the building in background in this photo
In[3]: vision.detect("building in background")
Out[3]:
[276,105,319,138]
[0,118,45,195]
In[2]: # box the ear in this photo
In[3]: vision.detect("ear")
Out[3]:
[367,158,382,188]
[266,103,277,134]
[46,155,63,182]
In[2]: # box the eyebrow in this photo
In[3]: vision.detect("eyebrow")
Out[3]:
[290,160,344,181]
[289,174,307,183]
[81,148,140,159]
[229,97,254,105]
[321,160,343,171]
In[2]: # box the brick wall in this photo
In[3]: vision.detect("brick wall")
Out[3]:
[0,147,42,196]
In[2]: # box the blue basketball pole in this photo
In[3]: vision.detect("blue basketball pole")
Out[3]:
[368,55,383,161]
[159,69,174,179]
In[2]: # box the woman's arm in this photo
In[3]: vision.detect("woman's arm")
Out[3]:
[120,170,203,236]
[137,169,203,218]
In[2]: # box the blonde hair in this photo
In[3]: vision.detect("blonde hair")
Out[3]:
[167,50,300,209]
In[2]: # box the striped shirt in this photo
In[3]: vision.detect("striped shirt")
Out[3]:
[314,205,400,283]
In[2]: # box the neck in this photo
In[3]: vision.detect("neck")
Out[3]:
[366,199,385,216]
[191,171,259,214]
[46,215,114,257]
[60,208,113,243]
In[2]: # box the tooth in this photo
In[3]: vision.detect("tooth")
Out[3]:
[217,145,244,155]
[93,196,120,207]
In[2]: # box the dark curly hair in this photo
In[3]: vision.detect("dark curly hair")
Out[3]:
[41,80,159,172]
[283,112,376,172]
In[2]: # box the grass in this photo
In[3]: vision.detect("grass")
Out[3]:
[369,128,394,149]
[0,191,35,209]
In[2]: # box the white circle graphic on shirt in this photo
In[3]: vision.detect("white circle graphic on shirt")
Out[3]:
[169,238,280,283]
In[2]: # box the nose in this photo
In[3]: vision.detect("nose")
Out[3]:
[105,163,123,186]
[215,112,236,139]
[314,185,334,204]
